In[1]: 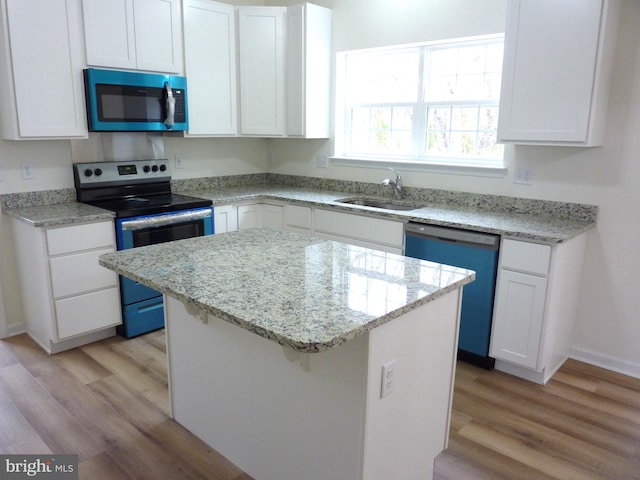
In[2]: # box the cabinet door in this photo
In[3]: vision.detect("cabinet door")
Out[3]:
[83,0,181,73]
[183,0,237,135]
[262,204,284,229]
[314,209,404,250]
[286,3,331,138]
[497,0,619,146]
[238,7,286,136]
[213,204,238,234]
[83,0,136,69]
[55,288,122,340]
[133,0,182,73]
[237,204,262,230]
[490,270,547,369]
[285,204,312,234]
[49,248,118,299]
[2,0,87,139]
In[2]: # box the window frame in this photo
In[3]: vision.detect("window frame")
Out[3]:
[334,34,507,175]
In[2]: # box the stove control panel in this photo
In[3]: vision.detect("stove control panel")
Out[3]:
[74,160,170,187]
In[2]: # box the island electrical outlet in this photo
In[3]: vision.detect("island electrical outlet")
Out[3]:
[381,360,396,398]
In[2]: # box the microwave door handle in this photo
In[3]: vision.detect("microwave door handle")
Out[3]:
[164,81,175,129]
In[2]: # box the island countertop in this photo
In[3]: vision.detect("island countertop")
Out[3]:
[99,228,475,352]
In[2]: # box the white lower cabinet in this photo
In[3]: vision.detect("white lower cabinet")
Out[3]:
[490,234,587,384]
[314,208,404,254]
[285,204,312,235]
[213,202,404,253]
[215,202,285,232]
[262,204,284,229]
[490,269,548,370]
[11,218,121,354]
[213,204,238,234]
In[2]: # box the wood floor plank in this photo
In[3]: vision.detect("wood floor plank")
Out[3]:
[443,435,558,480]
[80,341,167,394]
[458,421,605,480]
[79,452,133,480]
[0,335,50,374]
[0,338,17,369]
[148,419,254,480]
[109,335,168,383]
[0,363,102,460]
[0,386,41,450]
[454,375,637,458]
[87,374,168,433]
[3,333,640,480]
[475,369,640,442]
[453,388,640,478]
[53,348,113,385]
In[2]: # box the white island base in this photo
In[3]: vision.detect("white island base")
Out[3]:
[165,290,462,480]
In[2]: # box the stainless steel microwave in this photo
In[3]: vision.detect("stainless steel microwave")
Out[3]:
[84,68,189,132]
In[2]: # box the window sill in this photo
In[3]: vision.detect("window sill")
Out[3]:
[329,156,507,178]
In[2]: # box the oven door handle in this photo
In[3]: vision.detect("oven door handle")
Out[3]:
[120,209,212,231]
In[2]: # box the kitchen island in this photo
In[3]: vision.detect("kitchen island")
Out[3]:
[99,228,474,480]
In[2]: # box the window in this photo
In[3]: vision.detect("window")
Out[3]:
[335,35,505,169]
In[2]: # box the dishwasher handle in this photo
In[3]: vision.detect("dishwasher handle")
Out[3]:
[405,222,499,249]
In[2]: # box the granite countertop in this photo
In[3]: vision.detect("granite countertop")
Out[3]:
[3,202,115,227]
[1,180,597,242]
[99,228,475,352]
[179,185,596,243]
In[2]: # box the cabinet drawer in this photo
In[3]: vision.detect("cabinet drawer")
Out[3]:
[285,204,312,230]
[55,287,122,340]
[500,239,551,276]
[49,248,118,298]
[47,221,114,256]
[314,209,404,248]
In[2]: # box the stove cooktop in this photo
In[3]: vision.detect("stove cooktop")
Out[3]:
[85,192,212,218]
[74,161,212,218]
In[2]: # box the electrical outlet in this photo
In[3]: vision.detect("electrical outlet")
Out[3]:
[316,154,328,168]
[380,360,396,398]
[514,166,533,185]
[21,163,35,179]
[174,155,184,169]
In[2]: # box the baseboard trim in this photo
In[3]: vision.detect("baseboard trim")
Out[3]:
[569,347,640,380]
[6,322,26,338]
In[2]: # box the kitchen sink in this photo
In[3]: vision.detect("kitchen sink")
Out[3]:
[335,197,423,211]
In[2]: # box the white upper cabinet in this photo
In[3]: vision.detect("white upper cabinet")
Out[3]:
[286,3,331,138]
[238,6,287,136]
[238,3,332,138]
[83,0,183,74]
[183,0,237,136]
[0,0,87,139]
[497,0,621,146]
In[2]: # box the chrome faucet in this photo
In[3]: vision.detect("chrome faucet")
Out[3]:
[382,167,404,200]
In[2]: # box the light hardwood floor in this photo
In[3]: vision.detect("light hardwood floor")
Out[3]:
[1,331,639,479]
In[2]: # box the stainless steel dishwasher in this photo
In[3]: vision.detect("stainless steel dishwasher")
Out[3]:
[404,222,499,368]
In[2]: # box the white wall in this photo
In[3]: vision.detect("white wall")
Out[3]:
[266,0,640,377]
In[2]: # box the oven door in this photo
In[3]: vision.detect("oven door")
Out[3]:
[116,207,214,306]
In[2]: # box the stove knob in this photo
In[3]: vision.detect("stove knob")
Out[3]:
[143,165,151,173]
[84,169,93,177]
[151,165,159,172]
[159,164,167,172]
[94,168,103,176]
